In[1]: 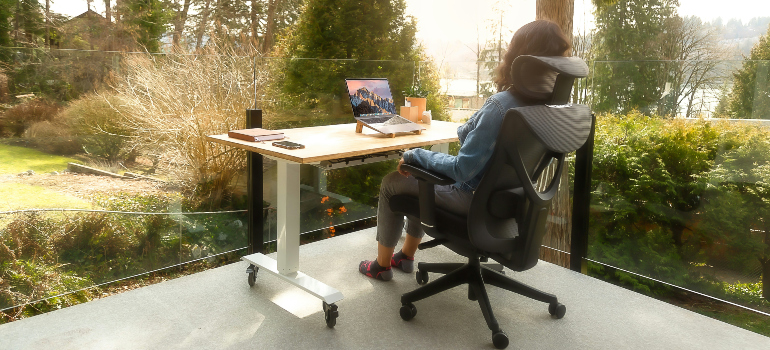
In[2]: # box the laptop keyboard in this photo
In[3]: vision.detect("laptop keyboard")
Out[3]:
[365,115,411,125]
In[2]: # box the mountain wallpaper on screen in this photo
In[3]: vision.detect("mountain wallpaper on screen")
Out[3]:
[350,87,395,116]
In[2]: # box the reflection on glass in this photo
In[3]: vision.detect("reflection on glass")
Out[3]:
[587,60,770,314]
[0,209,248,311]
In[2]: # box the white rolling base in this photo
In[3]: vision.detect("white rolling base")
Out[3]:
[242,253,344,305]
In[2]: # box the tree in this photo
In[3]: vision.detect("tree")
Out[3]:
[119,0,170,52]
[476,0,513,98]
[170,0,191,46]
[591,0,680,114]
[718,23,770,119]
[11,0,46,47]
[186,0,300,52]
[536,0,574,47]
[0,0,14,49]
[280,0,421,111]
[657,16,731,117]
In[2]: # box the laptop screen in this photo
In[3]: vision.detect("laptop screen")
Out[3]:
[345,79,397,118]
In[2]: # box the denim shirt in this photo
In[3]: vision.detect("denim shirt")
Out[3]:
[403,91,524,192]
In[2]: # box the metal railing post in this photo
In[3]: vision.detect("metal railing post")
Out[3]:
[570,114,595,273]
[247,108,264,255]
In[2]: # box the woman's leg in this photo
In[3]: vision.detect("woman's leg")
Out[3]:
[374,171,421,252]
[361,171,473,280]
[360,172,419,280]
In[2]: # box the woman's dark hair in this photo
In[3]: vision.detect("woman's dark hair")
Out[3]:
[494,20,571,93]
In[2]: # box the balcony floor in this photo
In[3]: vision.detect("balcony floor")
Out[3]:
[1,227,768,349]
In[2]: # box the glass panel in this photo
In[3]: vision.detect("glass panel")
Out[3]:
[0,209,248,311]
[587,60,770,314]
[0,51,433,313]
[254,58,419,241]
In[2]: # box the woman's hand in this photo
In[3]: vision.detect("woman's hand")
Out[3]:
[397,158,410,177]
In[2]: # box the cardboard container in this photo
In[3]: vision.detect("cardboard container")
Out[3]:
[400,106,419,122]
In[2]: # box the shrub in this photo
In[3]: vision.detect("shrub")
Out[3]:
[109,41,263,206]
[60,93,134,161]
[22,120,82,155]
[590,111,770,303]
[0,98,61,137]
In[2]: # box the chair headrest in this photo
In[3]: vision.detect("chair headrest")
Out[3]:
[510,56,589,101]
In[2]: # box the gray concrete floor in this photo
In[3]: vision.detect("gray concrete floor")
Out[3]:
[1,227,768,350]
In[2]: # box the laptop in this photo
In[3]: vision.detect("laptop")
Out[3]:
[345,78,425,135]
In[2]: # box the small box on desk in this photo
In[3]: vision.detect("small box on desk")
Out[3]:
[400,106,419,122]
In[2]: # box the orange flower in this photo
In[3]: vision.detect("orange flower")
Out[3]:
[338,206,347,213]
[321,196,329,203]
[326,208,333,216]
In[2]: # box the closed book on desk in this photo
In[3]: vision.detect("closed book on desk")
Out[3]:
[228,128,285,142]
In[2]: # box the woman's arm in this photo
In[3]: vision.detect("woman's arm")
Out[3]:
[402,98,506,182]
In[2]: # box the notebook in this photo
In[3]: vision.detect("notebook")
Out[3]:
[228,128,285,142]
[345,78,425,135]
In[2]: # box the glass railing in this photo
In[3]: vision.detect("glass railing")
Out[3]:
[0,48,437,314]
[586,60,770,316]
[3,48,767,321]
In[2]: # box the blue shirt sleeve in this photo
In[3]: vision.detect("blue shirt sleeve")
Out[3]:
[403,97,506,183]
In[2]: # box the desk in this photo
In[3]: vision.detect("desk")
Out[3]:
[207,120,461,326]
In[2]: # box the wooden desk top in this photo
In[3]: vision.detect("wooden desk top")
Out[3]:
[207,120,462,164]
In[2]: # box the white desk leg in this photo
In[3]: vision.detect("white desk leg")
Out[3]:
[431,143,450,154]
[276,160,300,275]
[244,159,344,307]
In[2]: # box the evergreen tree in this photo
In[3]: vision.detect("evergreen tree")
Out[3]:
[120,0,170,52]
[280,0,421,109]
[718,23,770,119]
[591,0,680,114]
[0,0,14,48]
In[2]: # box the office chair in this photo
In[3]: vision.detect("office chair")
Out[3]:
[390,55,591,349]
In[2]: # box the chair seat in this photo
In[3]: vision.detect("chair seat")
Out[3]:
[390,194,466,236]
[390,194,484,258]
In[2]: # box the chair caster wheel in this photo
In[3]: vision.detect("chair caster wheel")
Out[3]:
[549,302,566,319]
[247,265,258,287]
[416,270,429,285]
[400,303,417,321]
[468,286,477,301]
[323,302,338,328]
[492,330,509,349]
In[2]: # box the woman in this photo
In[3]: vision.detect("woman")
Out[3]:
[359,20,572,280]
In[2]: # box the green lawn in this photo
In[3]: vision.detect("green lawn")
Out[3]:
[0,183,92,211]
[0,144,78,175]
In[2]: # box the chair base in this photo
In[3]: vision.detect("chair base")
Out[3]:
[401,257,562,335]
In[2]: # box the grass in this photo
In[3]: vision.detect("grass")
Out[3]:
[0,144,78,175]
[0,183,92,211]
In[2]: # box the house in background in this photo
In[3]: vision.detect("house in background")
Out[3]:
[55,9,133,51]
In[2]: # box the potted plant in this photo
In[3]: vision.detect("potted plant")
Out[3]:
[403,83,429,122]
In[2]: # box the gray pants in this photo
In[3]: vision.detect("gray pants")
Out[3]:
[376,171,474,248]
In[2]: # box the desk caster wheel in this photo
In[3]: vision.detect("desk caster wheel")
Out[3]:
[549,302,566,319]
[492,330,509,349]
[323,301,338,328]
[400,303,417,321]
[247,265,258,287]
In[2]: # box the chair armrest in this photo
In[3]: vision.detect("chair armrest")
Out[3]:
[400,164,455,185]
[399,164,455,230]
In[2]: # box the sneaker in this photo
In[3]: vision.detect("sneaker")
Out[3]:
[391,251,415,273]
[359,260,393,281]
